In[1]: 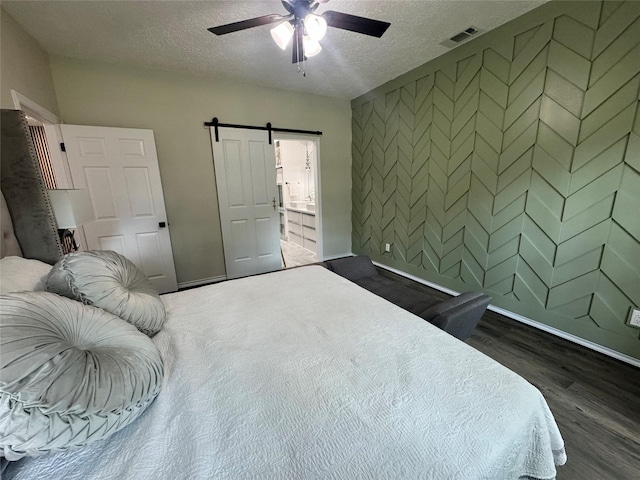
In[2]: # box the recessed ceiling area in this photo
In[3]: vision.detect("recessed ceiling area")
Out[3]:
[2,0,549,99]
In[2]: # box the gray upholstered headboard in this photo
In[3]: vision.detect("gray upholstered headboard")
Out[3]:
[0,109,63,263]
[0,190,23,258]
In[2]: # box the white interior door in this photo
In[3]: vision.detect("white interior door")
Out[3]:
[211,128,281,279]
[60,125,178,293]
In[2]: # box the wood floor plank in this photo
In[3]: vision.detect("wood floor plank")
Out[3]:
[469,317,640,479]
[564,382,640,444]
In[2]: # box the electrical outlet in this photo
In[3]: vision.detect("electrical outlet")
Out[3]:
[385,243,391,252]
[628,308,640,329]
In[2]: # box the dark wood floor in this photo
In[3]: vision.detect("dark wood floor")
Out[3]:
[378,268,640,480]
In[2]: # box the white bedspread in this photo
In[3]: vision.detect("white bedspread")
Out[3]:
[6,266,566,479]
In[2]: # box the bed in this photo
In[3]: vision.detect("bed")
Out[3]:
[0,138,567,478]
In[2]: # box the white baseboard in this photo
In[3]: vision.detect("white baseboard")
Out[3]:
[373,261,640,368]
[178,275,227,290]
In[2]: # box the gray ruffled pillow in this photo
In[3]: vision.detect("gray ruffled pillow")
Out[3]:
[46,250,165,336]
[0,292,164,460]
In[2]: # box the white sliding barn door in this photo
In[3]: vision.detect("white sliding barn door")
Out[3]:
[60,125,178,293]
[211,128,281,279]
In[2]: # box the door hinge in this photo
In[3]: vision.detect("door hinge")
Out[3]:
[60,142,66,152]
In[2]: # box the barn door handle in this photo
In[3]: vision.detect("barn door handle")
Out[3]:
[159,222,166,228]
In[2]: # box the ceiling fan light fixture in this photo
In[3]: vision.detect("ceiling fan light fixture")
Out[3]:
[304,13,327,41]
[209,1,391,73]
[270,21,294,50]
[303,36,322,57]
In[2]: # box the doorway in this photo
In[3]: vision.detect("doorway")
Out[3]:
[210,125,322,279]
[275,134,322,268]
[11,90,71,190]
[12,91,179,293]
[60,124,178,293]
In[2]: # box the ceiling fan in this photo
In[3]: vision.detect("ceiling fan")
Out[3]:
[208,0,391,66]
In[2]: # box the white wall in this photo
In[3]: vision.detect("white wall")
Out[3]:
[0,8,59,115]
[49,56,353,284]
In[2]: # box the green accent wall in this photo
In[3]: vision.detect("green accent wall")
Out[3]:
[351,0,640,359]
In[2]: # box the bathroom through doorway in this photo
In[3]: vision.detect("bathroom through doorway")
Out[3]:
[274,134,322,268]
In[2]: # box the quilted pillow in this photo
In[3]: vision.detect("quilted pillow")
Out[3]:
[46,250,165,336]
[0,292,164,460]
[0,256,52,293]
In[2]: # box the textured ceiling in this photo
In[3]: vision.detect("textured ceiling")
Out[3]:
[3,0,548,99]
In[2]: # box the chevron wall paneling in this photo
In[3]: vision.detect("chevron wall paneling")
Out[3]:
[351,0,640,359]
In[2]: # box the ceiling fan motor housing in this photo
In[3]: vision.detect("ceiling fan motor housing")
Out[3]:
[283,0,319,18]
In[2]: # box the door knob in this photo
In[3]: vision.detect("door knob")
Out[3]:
[272,197,276,211]
[159,222,166,228]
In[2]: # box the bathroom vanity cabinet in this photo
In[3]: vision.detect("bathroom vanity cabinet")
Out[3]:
[286,207,316,253]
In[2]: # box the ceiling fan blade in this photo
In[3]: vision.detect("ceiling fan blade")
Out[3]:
[208,14,287,35]
[281,0,295,15]
[323,11,390,38]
